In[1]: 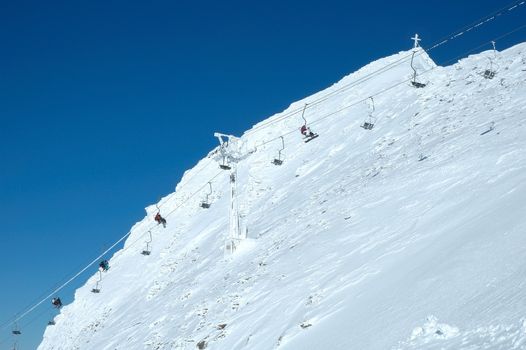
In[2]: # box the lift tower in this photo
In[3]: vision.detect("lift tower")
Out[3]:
[214,133,247,253]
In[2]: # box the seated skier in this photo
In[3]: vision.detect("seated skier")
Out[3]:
[154,212,167,228]
[300,125,315,138]
[99,260,110,272]
[51,297,62,308]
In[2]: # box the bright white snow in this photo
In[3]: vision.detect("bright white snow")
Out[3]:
[39,43,526,350]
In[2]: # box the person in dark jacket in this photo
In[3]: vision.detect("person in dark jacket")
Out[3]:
[99,260,109,272]
[51,297,62,308]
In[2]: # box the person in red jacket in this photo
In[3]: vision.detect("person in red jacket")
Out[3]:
[300,125,315,138]
[155,212,167,228]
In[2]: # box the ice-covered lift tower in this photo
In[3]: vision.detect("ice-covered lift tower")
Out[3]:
[213,133,247,253]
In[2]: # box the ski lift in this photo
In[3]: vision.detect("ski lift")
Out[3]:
[410,51,426,88]
[483,69,496,79]
[271,137,285,165]
[51,297,62,309]
[12,323,21,335]
[200,182,213,209]
[154,204,167,228]
[141,230,153,255]
[219,155,231,170]
[98,259,109,272]
[483,41,498,79]
[361,97,376,130]
[91,270,102,293]
[300,104,319,143]
[214,133,242,170]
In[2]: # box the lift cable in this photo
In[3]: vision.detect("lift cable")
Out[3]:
[1,168,225,336]
[244,0,525,136]
[1,8,525,341]
[255,24,526,150]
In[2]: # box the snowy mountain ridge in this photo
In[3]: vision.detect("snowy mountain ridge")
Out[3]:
[39,43,526,350]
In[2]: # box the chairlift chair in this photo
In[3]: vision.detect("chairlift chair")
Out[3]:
[98,259,109,272]
[410,51,427,88]
[411,81,426,88]
[483,41,498,79]
[300,104,319,142]
[199,182,213,208]
[219,156,231,170]
[154,204,167,228]
[303,132,319,143]
[141,230,153,255]
[483,69,496,79]
[483,59,497,79]
[11,322,22,335]
[361,120,375,130]
[361,97,376,130]
[91,271,102,293]
[271,137,285,165]
[214,133,239,169]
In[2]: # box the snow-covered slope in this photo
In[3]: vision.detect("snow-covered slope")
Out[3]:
[39,44,526,350]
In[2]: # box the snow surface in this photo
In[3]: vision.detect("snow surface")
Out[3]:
[39,43,526,350]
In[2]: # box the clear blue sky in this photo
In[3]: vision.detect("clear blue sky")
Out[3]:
[0,0,524,347]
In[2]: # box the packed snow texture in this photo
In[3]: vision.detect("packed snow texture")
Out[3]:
[39,43,526,350]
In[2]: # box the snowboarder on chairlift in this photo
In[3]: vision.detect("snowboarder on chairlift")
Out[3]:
[155,212,167,228]
[99,260,109,272]
[300,125,315,138]
[51,297,62,308]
